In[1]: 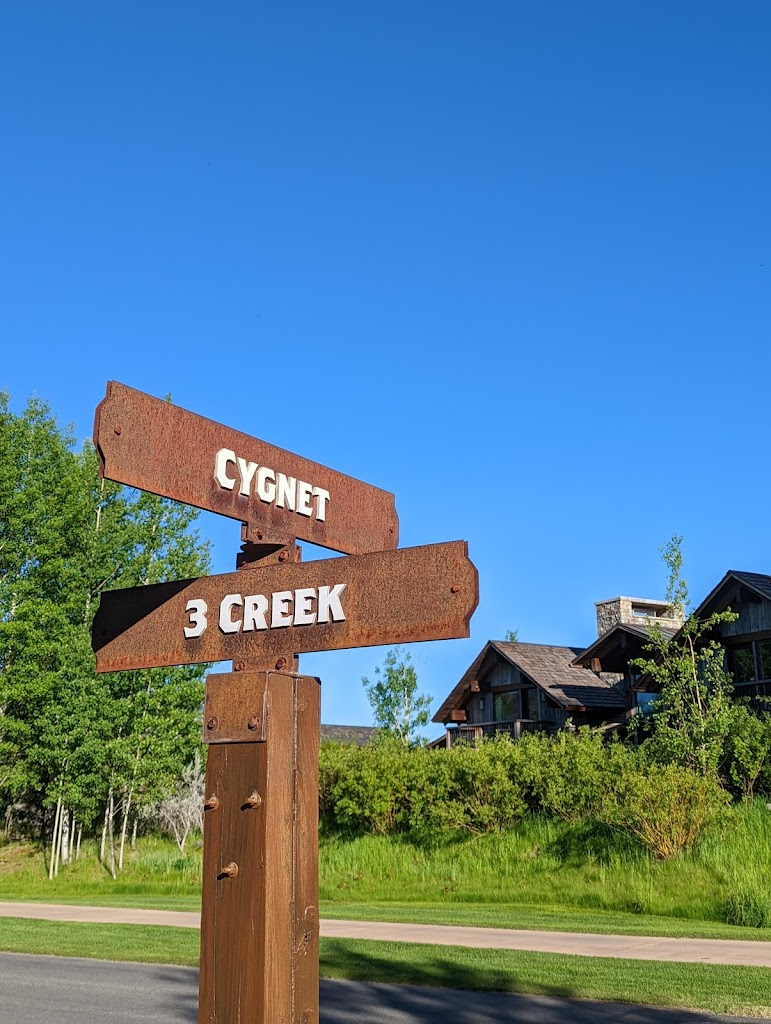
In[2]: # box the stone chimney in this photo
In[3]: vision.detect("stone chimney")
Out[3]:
[595,597,684,638]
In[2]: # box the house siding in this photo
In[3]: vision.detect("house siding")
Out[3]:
[721,598,771,637]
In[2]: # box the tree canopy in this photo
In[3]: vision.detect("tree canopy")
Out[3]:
[0,392,211,871]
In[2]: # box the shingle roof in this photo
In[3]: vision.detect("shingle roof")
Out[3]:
[571,622,678,669]
[682,570,771,626]
[432,640,626,722]
[320,725,378,745]
[491,641,626,709]
[728,571,771,603]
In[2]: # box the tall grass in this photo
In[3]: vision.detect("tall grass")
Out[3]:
[2,802,771,931]
[320,800,771,927]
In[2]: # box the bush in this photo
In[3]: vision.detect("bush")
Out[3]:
[602,763,728,859]
[724,707,771,798]
[423,738,528,835]
[524,728,633,823]
[319,738,410,836]
[319,736,530,838]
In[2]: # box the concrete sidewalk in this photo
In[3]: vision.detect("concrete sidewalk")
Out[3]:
[1,901,769,968]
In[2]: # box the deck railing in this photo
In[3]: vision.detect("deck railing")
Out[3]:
[734,680,771,704]
[444,719,555,747]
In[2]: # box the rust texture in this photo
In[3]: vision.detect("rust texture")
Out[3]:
[94,381,399,555]
[198,671,320,1024]
[202,672,268,743]
[92,541,478,673]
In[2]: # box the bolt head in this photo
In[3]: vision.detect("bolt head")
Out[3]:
[450,584,461,594]
[114,425,122,436]
[247,715,260,731]
[278,549,289,562]
[275,657,287,670]
[206,716,219,731]
[234,660,246,672]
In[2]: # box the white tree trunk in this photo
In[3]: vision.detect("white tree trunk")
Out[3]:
[76,822,82,860]
[100,793,111,863]
[48,798,62,881]
[53,805,65,878]
[61,810,70,866]
[131,816,138,851]
[118,790,133,872]
[107,791,117,881]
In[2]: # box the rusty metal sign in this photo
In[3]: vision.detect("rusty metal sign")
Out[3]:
[92,541,478,673]
[94,381,399,555]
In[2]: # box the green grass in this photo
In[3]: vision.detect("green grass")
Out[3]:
[0,837,202,912]
[319,801,771,930]
[3,800,771,940]
[0,918,768,1017]
[319,900,771,941]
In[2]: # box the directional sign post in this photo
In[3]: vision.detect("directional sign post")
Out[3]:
[91,382,478,1024]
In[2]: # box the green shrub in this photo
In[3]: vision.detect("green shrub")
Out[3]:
[319,736,530,837]
[319,738,409,836]
[602,763,728,859]
[524,728,633,823]
[424,738,528,835]
[724,707,771,798]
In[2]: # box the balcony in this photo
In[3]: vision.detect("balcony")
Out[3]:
[442,719,555,747]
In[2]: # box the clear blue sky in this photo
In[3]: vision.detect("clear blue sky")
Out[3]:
[2,2,770,732]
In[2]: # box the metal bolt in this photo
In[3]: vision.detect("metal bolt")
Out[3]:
[275,657,288,671]
[204,795,220,811]
[234,660,246,672]
[245,790,262,808]
[450,584,461,594]
[255,528,264,540]
[114,425,122,436]
[206,716,219,731]
[278,549,289,562]
[247,714,261,731]
[220,862,238,879]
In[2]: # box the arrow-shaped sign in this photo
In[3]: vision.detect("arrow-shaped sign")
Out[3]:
[92,541,478,673]
[94,382,399,555]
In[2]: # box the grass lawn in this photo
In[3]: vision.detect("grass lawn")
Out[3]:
[0,917,768,1017]
[4,820,771,941]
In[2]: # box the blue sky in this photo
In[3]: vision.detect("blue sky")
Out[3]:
[2,2,770,732]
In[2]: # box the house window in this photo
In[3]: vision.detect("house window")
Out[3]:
[728,643,757,684]
[758,641,771,681]
[494,691,521,722]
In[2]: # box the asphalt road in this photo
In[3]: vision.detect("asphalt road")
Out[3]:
[0,952,760,1024]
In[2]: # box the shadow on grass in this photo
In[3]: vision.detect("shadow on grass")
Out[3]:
[318,941,753,1023]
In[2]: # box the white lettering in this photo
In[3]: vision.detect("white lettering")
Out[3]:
[214,448,237,490]
[219,593,243,633]
[296,480,314,517]
[183,599,208,638]
[213,448,331,522]
[271,591,293,627]
[293,587,317,626]
[313,487,330,521]
[317,583,347,623]
[243,594,269,631]
[276,473,297,511]
[256,466,276,504]
[237,457,258,497]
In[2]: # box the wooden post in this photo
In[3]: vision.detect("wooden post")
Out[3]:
[198,538,320,1024]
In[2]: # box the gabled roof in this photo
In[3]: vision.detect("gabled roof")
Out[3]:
[433,640,626,723]
[689,570,771,622]
[571,622,678,672]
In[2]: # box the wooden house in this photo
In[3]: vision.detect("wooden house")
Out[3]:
[432,595,683,746]
[433,573,771,746]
